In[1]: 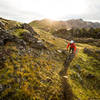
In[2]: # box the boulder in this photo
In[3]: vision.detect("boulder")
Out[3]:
[20,32,47,49]
[0,40,4,46]
[86,74,95,79]
[94,42,100,47]
[62,50,68,55]
[0,84,3,92]
[37,40,42,43]
[0,28,27,48]
[75,64,81,71]
[20,32,38,43]
[57,50,62,53]
[83,48,94,55]
[0,28,17,45]
[84,48,100,60]
[0,21,5,29]
[31,42,47,50]
[21,23,37,35]
[95,50,100,54]
[10,23,38,35]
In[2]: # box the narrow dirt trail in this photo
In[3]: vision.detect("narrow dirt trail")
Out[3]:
[59,54,75,100]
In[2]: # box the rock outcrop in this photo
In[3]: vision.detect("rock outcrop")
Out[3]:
[0,23,47,70]
[10,23,37,35]
[0,21,5,29]
[83,48,94,55]
[83,47,100,60]
[0,28,26,46]
[21,23,37,35]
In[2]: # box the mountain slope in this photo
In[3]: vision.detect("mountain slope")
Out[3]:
[29,19,100,32]
[0,17,100,100]
[66,19,100,29]
[29,19,67,32]
[0,18,73,100]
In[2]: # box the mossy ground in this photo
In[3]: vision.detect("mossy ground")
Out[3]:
[0,28,66,99]
[11,29,29,37]
[33,28,100,100]
[0,43,65,99]
[67,43,100,100]
[0,26,100,100]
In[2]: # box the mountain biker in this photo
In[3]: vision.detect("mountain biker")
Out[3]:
[66,40,76,54]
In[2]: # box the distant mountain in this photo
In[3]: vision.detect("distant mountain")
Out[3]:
[29,19,65,32]
[29,19,100,32]
[66,19,100,29]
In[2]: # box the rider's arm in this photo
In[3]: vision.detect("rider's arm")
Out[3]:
[66,43,70,49]
[74,46,76,54]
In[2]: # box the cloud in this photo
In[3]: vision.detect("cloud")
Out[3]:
[62,0,100,22]
[83,0,100,20]
[0,0,100,22]
[0,0,44,22]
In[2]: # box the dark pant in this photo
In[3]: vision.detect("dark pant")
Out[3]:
[69,47,74,54]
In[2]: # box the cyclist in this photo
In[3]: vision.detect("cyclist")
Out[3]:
[66,40,76,54]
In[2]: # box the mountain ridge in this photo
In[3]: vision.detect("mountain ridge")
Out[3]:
[29,18,100,32]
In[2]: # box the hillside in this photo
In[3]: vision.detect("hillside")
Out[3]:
[29,19,100,32]
[29,19,67,32]
[66,19,100,29]
[0,17,21,29]
[0,17,100,100]
[52,28,100,47]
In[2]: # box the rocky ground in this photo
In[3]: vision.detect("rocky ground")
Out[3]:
[0,18,100,100]
[0,20,71,100]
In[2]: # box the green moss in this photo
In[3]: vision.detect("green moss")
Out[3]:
[67,43,100,100]
[0,24,100,100]
[12,29,29,37]
[0,41,66,100]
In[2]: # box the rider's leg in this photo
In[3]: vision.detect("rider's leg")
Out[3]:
[70,48,73,54]
[69,47,71,53]
[72,48,74,54]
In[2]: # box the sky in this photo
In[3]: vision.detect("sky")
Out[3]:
[0,0,100,23]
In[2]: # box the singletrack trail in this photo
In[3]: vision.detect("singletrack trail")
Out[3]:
[59,53,75,100]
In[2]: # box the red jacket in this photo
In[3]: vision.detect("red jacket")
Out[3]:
[67,43,76,53]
